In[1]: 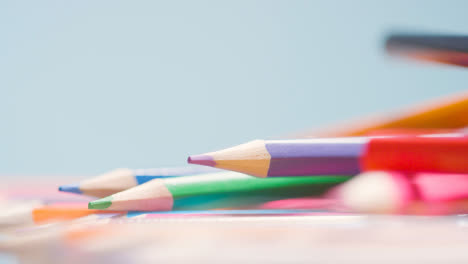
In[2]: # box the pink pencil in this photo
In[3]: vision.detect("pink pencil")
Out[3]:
[331,171,468,215]
[412,173,468,202]
[259,198,336,210]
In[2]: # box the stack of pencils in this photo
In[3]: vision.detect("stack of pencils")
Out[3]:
[3,33,468,263]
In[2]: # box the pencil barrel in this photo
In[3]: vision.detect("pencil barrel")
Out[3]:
[362,136,468,174]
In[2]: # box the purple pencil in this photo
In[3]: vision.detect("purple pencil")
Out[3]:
[187,134,465,178]
[188,138,366,177]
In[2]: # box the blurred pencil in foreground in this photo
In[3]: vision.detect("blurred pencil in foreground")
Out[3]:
[88,172,349,211]
[123,209,326,219]
[31,203,123,224]
[332,171,468,215]
[386,33,468,67]
[59,166,219,197]
[123,198,338,218]
[0,200,44,229]
[259,197,336,210]
[0,203,122,228]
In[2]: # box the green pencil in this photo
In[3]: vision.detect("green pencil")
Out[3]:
[88,171,349,211]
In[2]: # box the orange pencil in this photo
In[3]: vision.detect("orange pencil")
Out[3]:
[0,203,122,228]
[32,204,123,224]
[295,91,468,138]
[363,128,459,136]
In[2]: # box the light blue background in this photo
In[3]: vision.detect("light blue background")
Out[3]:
[1,0,468,175]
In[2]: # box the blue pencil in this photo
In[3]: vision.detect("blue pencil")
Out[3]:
[125,209,325,218]
[59,166,219,198]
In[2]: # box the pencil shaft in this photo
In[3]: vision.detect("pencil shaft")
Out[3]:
[335,171,468,215]
[414,173,468,201]
[133,166,219,184]
[296,91,468,138]
[385,33,468,67]
[59,166,219,197]
[165,172,349,198]
[265,139,364,176]
[88,172,350,211]
[386,34,468,53]
[126,209,326,218]
[189,135,468,177]
[363,136,468,174]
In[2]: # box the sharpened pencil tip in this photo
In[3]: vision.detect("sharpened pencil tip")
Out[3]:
[88,196,113,210]
[187,155,216,167]
[58,184,82,194]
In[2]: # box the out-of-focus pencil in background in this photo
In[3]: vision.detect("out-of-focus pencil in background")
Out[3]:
[59,166,219,197]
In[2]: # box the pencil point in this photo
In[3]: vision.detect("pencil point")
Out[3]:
[58,184,82,194]
[187,155,216,167]
[88,196,113,210]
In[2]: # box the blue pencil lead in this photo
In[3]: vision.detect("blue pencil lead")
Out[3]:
[58,184,83,194]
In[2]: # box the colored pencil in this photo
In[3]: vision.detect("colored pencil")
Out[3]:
[389,48,468,67]
[59,166,219,198]
[124,209,325,219]
[364,128,460,136]
[386,33,468,67]
[259,198,336,210]
[0,200,44,229]
[387,34,468,53]
[31,204,123,224]
[295,90,468,137]
[122,198,335,218]
[88,171,349,211]
[331,171,468,215]
[0,202,122,228]
[188,135,468,177]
